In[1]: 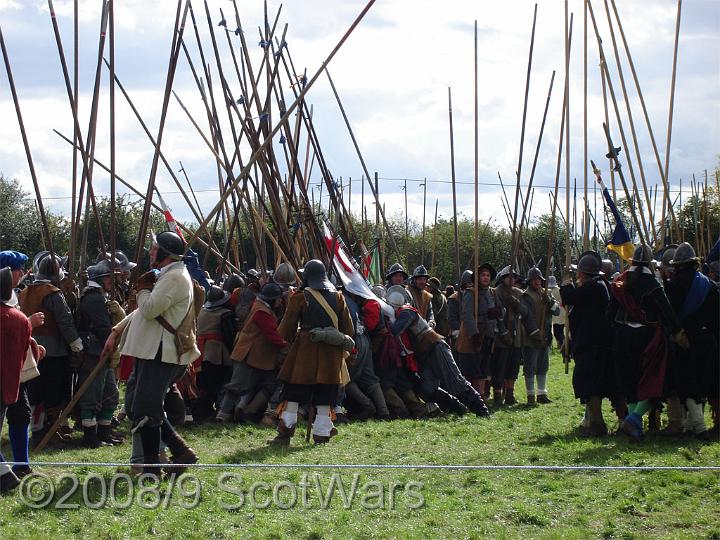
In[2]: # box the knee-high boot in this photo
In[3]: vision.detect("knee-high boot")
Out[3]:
[383,387,409,419]
[367,383,390,419]
[345,382,376,420]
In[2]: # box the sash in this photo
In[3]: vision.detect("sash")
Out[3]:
[678,272,713,321]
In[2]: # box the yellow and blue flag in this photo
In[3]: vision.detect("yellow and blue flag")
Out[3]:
[601,186,635,262]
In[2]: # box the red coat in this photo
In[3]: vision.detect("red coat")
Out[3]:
[1,304,32,404]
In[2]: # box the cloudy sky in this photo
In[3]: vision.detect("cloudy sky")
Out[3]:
[0,0,718,237]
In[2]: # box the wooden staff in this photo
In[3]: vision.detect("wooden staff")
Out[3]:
[564,3,572,275]
[430,199,439,273]
[515,70,556,259]
[0,25,55,258]
[588,0,650,243]
[583,0,589,251]
[662,0,683,244]
[421,179,427,263]
[448,87,461,283]
[599,60,615,200]
[54,129,241,273]
[325,68,400,260]
[602,0,657,244]
[609,0,679,241]
[474,20,480,317]
[134,0,189,272]
[69,0,79,275]
[109,0,117,274]
[403,179,409,245]
[511,4,538,267]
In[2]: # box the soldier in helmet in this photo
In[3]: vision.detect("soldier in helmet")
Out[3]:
[427,277,449,337]
[519,267,560,405]
[608,244,689,442]
[385,263,409,288]
[560,251,613,436]
[221,283,287,423]
[193,286,237,423]
[385,288,491,417]
[271,260,355,445]
[665,243,719,439]
[101,231,200,475]
[407,265,435,326]
[491,266,527,405]
[20,253,84,446]
[456,263,504,403]
[76,259,123,447]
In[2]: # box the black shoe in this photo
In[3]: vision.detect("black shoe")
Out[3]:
[536,394,552,404]
[12,466,32,479]
[431,389,468,416]
[0,471,21,494]
[98,424,124,445]
[82,426,109,448]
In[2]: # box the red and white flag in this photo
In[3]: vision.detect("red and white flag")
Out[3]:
[157,193,186,242]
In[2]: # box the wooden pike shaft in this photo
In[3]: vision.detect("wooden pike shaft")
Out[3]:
[474,19,480,311]
[70,0,78,274]
[0,25,55,257]
[662,0,683,243]
[109,0,117,268]
[583,0,589,251]
[511,3,538,267]
[54,129,240,273]
[609,0,679,241]
[515,70,556,261]
[564,3,572,270]
[448,87,461,282]
[134,0,189,271]
[421,180,427,264]
[431,199,439,272]
[588,0,650,243]
[602,0,657,243]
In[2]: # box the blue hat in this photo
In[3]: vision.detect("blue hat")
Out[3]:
[0,250,28,270]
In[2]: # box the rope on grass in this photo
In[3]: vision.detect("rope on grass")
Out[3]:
[7,462,720,472]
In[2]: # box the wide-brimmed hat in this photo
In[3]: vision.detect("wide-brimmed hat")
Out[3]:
[257,282,284,303]
[670,242,700,267]
[428,277,441,291]
[203,285,231,308]
[476,262,497,280]
[385,263,408,281]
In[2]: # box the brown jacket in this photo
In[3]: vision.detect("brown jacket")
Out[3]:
[19,283,60,337]
[231,300,283,371]
[409,286,432,320]
[456,289,476,354]
[277,289,354,385]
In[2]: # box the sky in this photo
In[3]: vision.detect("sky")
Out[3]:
[0,0,718,239]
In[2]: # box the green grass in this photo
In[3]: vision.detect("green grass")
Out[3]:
[1,351,719,539]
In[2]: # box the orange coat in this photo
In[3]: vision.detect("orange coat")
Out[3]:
[231,300,283,371]
[277,289,354,385]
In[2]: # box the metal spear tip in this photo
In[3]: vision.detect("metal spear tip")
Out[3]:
[234,27,242,36]
[218,18,227,27]
[605,146,621,160]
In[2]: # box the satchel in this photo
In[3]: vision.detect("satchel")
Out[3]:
[155,279,205,362]
[305,289,352,386]
[20,345,41,383]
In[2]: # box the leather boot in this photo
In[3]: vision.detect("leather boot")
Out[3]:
[268,418,296,446]
[431,389,468,416]
[401,390,429,419]
[526,395,536,406]
[460,390,491,417]
[647,404,662,432]
[367,383,390,419]
[658,397,684,437]
[345,382,376,421]
[0,470,21,494]
[503,380,518,405]
[383,387,409,419]
[160,420,198,476]
[82,425,107,448]
[140,454,163,480]
[98,424,123,445]
[585,397,608,437]
[243,391,270,422]
[493,389,504,407]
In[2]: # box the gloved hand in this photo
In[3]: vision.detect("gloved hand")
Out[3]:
[69,350,85,370]
[183,249,211,293]
[542,294,554,307]
[136,270,157,291]
[428,319,436,329]
[561,275,574,286]
[106,300,126,324]
[672,329,690,350]
[487,307,502,320]
[451,330,460,339]
[309,327,355,351]
[69,338,84,353]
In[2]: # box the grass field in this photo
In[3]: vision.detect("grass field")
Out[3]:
[1,351,719,539]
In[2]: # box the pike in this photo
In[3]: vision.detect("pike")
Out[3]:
[602,0,657,243]
[448,87,461,283]
[602,122,645,246]
[134,0,189,274]
[0,25,55,259]
[510,3,538,268]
